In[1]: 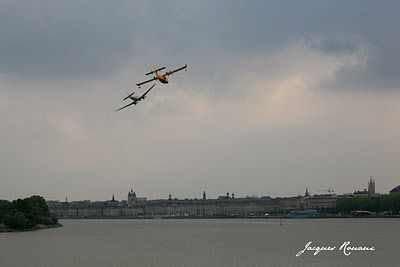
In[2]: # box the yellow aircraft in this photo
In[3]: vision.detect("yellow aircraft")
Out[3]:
[136,64,187,88]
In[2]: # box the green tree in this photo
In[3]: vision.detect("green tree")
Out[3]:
[1,195,59,230]
[4,211,34,230]
[0,200,13,223]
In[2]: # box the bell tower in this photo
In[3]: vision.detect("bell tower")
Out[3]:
[368,176,375,194]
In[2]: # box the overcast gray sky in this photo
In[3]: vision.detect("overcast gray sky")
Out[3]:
[1,1,399,201]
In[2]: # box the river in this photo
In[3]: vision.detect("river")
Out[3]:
[0,218,398,266]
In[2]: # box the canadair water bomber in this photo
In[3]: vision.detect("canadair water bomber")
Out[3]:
[115,84,156,112]
[136,64,187,88]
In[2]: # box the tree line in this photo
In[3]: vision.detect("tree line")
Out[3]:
[0,195,59,230]
[336,194,400,214]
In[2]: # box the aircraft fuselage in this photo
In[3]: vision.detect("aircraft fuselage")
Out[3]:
[156,74,169,84]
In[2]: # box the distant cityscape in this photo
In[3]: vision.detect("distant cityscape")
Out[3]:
[48,177,400,218]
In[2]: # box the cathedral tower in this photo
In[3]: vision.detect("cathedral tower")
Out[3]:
[368,176,375,194]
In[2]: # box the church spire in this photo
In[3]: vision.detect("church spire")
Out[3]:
[305,188,310,197]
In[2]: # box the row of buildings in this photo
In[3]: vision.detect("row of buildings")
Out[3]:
[48,189,337,218]
[48,178,399,219]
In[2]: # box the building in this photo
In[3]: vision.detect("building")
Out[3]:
[368,176,375,194]
[127,190,147,206]
[48,191,338,219]
[304,188,310,197]
[390,185,400,194]
[218,192,231,200]
[354,177,376,195]
[353,189,369,196]
[304,194,338,210]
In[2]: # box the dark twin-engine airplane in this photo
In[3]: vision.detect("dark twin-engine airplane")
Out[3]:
[115,83,156,112]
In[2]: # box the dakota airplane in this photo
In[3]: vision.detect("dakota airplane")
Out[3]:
[136,64,187,88]
[115,84,156,112]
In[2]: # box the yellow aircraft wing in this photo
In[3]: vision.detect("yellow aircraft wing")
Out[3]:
[164,64,187,77]
[136,77,157,88]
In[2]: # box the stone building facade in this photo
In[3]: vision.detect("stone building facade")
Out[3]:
[48,192,338,218]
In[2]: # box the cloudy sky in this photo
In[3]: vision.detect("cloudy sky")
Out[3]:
[1,1,399,201]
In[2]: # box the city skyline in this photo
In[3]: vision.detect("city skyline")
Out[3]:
[49,176,389,202]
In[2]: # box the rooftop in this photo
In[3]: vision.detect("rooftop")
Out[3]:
[390,185,400,193]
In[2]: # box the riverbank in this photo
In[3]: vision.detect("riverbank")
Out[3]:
[56,214,400,220]
[0,223,62,233]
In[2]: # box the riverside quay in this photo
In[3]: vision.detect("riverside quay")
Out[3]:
[47,190,337,218]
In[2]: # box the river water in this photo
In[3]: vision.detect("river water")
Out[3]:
[0,218,399,266]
